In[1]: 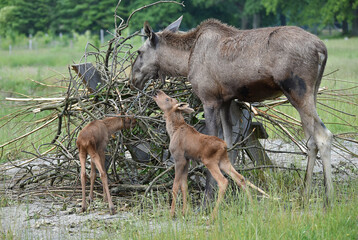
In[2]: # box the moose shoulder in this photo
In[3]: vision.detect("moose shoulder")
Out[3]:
[131,17,333,206]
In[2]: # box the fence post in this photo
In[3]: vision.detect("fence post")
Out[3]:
[100,29,104,44]
[29,34,32,50]
[9,44,12,55]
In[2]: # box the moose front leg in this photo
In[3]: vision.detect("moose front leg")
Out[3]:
[203,104,220,206]
[220,101,234,164]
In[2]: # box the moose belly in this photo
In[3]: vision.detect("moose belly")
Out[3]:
[222,78,283,102]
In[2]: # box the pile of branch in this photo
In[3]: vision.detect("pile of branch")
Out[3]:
[1,1,357,201]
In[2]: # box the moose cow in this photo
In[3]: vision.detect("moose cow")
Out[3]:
[131,17,333,205]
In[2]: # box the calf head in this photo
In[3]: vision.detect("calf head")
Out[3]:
[153,90,194,114]
[123,116,137,129]
[131,16,183,90]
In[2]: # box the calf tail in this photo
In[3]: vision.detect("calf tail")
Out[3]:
[314,47,327,104]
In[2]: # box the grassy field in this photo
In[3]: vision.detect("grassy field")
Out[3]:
[1,177,357,239]
[0,45,85,162]
[100,180,358,240]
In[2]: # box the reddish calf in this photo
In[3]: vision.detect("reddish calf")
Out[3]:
[76,115,136,215]
[153,90,267,220]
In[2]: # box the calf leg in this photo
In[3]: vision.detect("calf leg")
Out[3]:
[89,150,115,215]
[180,161,189,216]
[219,159,252,202]
[170,156,188,217]
[79,150,88,212]
[203,161,229,220]
[89,159,96,203]
[99,150,108,202]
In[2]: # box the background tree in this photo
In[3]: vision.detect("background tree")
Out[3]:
[0,0,357,37]
[262,0,358,36]
[321,0,358,35]
[54,0,115,34]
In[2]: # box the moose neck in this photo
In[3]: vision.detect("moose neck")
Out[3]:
[103,117,124,135]
[158,29,199,77]
[164,111,186,138]
[158,47,190,77]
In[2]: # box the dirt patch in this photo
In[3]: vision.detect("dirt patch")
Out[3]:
[261,139,358,176]
[0,200,131,239]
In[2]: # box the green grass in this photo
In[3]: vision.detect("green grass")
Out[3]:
[0,173,356,239]
[74,178,358,239]
[0,46,85,161]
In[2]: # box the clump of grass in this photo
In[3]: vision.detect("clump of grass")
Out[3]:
[92,175,358,240]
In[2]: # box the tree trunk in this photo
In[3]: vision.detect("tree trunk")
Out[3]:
[253,13,260,29]
[241,15,248,29]
[342,20,348,35]
[352,8,358,36]
[280,13,286,26]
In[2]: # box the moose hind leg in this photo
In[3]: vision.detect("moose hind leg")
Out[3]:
[298,106,333,205]
[314,120,333,206]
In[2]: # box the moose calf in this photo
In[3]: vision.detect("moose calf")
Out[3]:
[76,115,136,215]
[153,90,267,220]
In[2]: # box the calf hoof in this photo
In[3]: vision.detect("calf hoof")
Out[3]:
[81,206,87,213]
[109,206,116,215]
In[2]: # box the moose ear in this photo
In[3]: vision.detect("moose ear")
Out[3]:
[176,102,194,114]
[164,15,183,32]
[144,21,158,46]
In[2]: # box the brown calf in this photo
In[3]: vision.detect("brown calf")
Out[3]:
[153,90,267,220]
[76,115,136,215]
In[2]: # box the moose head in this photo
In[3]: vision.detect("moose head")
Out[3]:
[131,16,184,90]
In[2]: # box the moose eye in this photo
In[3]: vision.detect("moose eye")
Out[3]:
[166,98,169,101]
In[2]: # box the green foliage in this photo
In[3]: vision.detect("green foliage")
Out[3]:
[1,0,357,38]
[124,0,184,30]
[55,0,115,34]
[321,0,358,24]
[262,0,358,33]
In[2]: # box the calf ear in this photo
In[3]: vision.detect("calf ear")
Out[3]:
[176,103,194,114]
[144,21,158,46]
[164,16,183,32]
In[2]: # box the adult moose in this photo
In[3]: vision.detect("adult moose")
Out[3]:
[131,16,333,205]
